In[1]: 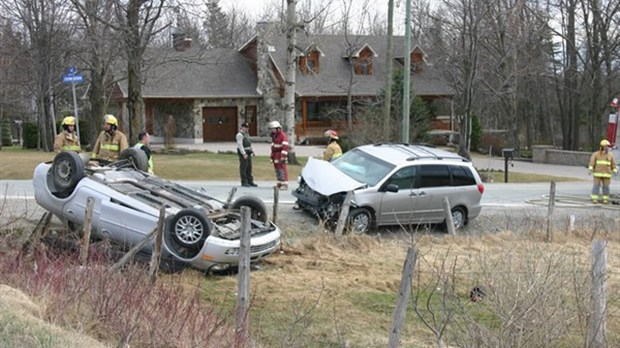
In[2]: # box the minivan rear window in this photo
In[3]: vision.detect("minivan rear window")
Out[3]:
[451,165,476,186]
[419,165,451,188]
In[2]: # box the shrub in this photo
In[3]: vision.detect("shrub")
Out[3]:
[22,122,38,149]
[470,114,482,151]
[1,118,12,146]
[479,132,507,156]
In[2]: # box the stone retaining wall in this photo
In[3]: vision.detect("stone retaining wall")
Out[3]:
[532,145,591,166]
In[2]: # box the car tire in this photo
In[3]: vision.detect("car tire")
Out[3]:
[347,208,373,234]
[449,206,467,230]
[230,195,269,223]
[118,148,149,172]
[51,151,85,193]
[166,208,211,250]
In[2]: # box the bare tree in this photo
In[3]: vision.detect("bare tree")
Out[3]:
[71,0,119,147]
[283,0,298,157]
[113,0,168,143]
[2,0,74,151]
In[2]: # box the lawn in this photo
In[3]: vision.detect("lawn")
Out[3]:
[0,146,579,183]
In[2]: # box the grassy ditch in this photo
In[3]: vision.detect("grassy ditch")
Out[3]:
[0,210,619,347]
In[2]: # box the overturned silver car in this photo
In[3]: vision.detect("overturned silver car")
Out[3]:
[33,149,281,273]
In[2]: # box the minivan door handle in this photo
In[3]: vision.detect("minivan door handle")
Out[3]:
[410,191,426,197]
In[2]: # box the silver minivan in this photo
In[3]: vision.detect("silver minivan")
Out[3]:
[292,143,485,233]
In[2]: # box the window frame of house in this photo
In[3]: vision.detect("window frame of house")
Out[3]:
[354,48,374,76]
[299,49,320,75]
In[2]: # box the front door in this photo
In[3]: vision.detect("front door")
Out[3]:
[202,107,237,142]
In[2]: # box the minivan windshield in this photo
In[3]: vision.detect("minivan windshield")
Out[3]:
[331,149,395,186]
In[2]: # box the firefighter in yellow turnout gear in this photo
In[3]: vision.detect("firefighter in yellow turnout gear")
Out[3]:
[323,130,343,162]
[54,116,81,153]
[588,139,618,204]
[92,114,129,161]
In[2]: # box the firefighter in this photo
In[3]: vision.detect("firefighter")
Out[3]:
[269,120,289,190]
[53,116,81,153]
[92,114,129,161]
[588,139,618,204]
[323,129,343,162]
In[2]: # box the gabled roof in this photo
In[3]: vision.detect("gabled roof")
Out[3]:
[117,47,259,99]
[264,34,454,98]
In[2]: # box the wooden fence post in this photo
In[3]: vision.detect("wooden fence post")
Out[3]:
[272,186,279,225]
[546,181,556,242]
[20,211,53,256]
[442,197,456,235]
[334,191,353,238]
[588,240,607,348]
[149,206,166,283]
[235,207,251,347]
[111,228,157,272]
[79,197,95,265]
[388,247,417,348]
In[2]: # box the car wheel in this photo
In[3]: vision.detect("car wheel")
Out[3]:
[118,148,148,172]
[167,208,211,249]
[450,206,467,230]
[51,151,85,192]
[231,195,269,223]
[347,208,373,234]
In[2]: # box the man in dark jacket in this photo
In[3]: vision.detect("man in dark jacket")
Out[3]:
[236,122,256,187]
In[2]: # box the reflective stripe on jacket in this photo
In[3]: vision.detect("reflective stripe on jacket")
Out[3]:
[134,143,154,173]
[588,151,618,178]
[270,130,289,163]
[54,131,81,153]
[92,130,129,160]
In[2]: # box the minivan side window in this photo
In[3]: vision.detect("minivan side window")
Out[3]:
[451,165,476,186]
[385,166,416,190]
[419,165,450,188]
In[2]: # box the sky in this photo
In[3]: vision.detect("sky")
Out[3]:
[217,0,399,31]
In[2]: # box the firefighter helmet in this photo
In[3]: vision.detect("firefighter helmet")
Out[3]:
[600,139,611,147]
[324,129,339,140]
[104,114,118,126]
[268,120,282,129]
[62,116,76,126]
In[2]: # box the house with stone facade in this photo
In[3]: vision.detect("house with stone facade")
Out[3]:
[112,23,455,144]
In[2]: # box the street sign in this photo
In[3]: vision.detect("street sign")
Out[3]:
[62,74,83,83]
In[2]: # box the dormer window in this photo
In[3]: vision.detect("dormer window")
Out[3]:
[299,48,322,75]
[351,45,378,76]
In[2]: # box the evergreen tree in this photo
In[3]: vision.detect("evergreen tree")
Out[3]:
[204,0,231,48]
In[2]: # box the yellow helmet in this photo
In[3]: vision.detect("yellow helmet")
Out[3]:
[104,114,118,126]
[62,116,76,126]
[600,139,611,147]
[268,120,282,129]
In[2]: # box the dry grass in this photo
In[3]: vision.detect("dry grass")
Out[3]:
[196,216,620,347]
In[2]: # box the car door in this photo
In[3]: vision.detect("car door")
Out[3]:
[377,166,417,226]
[413,164,453,223]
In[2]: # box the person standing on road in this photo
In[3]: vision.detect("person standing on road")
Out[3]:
[92,114,129,161]
[323,130,342,162]
[134,131,154,174]
[269,120,289,190]
[54,116,81,153]
[236,122,257,187]
[588,139,618,204]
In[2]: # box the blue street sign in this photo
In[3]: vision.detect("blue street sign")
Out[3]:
[68,67,76,75]
[62,74,83,83]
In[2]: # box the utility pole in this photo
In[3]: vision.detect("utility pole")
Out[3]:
[402,0,412,143]
[383,0,394,141]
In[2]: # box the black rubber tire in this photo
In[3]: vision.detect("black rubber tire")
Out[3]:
[347,208,373,234]
[51,151,85,192]
[230,195,269,223]
[449,206,467,230]
[166,208,211,249]
[118,148,148,172]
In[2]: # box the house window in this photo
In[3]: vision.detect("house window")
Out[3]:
[299,50,320,75]
[355,58,372,75]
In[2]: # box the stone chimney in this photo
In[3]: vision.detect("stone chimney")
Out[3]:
[255,22,283,133]
[172,32,192,51]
